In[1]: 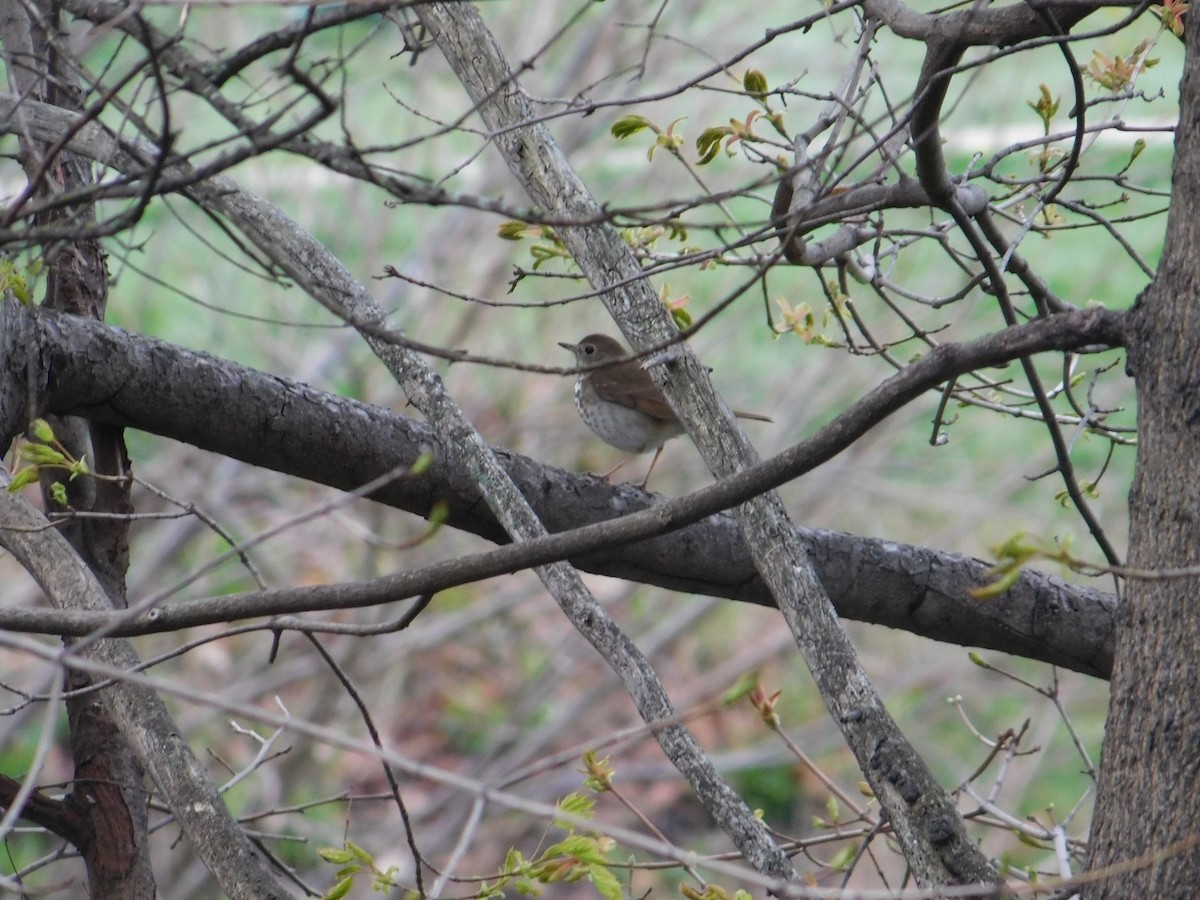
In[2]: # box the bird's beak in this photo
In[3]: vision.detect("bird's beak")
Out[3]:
[557,341,574,351]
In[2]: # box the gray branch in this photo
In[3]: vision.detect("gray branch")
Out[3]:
[0,262,1118,679]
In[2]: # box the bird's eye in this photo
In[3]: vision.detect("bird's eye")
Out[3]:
[583,344,595,355]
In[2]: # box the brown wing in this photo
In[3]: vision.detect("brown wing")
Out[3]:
[594,366,773,424]
[589,349,772,424]
[590,363,678,423]
[621,382,678,423]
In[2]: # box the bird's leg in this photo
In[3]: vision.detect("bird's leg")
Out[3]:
[600,456,632,481]
[636,445,666,490]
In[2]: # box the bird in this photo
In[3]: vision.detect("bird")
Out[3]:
[558,333,770,488]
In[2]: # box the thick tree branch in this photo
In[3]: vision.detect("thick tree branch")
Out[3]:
[864,0,1114,46]
[0,774,85,845]
[0,296,1121,677]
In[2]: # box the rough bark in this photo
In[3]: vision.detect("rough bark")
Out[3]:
[0,0,154,894]
[1084,9,1200,895]
[0,301,1119,674]
[0,59,1124,677]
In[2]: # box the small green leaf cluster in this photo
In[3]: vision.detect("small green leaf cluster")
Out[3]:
[318,792,631,899]
[972,532,1083,599]
[0,256,42,304]
[696,70,787,165]
[771,290,847,347]
[8,419,91,504]
[318,841,405,899]
[496,221,573,271]
[498,218,698,326]
[477,793,625,900]
[656,281,694,329]
[613,70,788,168]
[1150,0,1187,37]
[610,115,687,162]
[679,885,753,900]
[1026,84,1060,131]
[1082,41,1160,92]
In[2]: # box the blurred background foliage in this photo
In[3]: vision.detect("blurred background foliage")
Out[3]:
[0,0,1178,895]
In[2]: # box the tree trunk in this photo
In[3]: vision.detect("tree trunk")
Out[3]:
[0,1,155,894]
[1085,11,1200,895]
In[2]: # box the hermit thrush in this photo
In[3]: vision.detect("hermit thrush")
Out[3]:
[558,334,770,487]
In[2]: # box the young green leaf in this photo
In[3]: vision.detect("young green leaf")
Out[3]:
[610,115,652,140]
[743,69,769,97]
[696,126,732,164]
